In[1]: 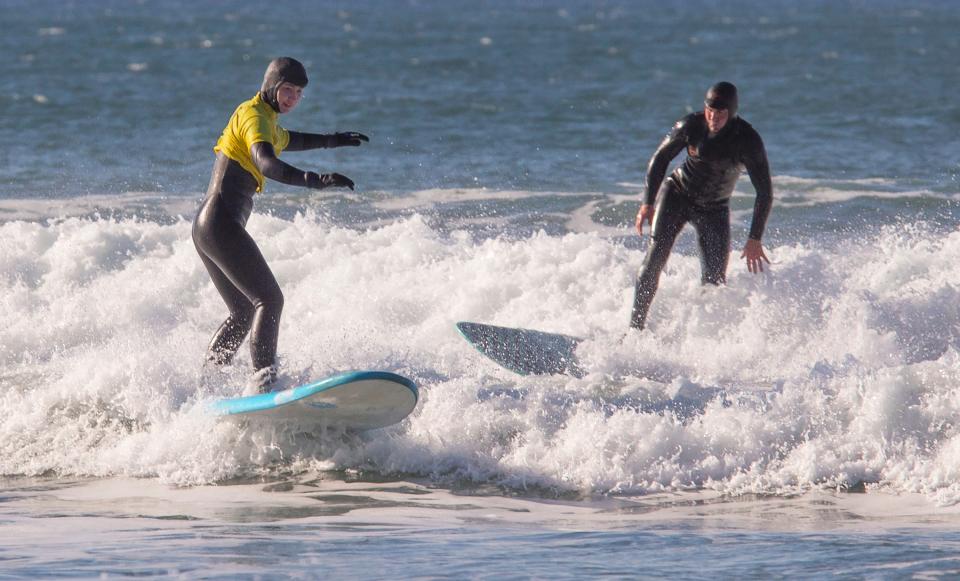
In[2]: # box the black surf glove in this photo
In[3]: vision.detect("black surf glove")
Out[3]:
[306,171,355,190]
[330,132,369,147]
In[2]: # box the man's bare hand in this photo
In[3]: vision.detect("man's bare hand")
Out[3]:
[741,238,770,274]
[635,204,654,236]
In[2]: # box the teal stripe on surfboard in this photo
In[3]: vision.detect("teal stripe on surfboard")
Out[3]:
[207,370,419,430]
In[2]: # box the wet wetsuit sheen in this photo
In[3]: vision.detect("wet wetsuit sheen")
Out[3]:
[193,122,337,368]
[193,151,282,370]
[193,79,317,369]
[192,56,365,381]
[630,113,773,329]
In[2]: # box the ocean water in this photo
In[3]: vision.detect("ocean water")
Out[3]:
[2,0,960,578]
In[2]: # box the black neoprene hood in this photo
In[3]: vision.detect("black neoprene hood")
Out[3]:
[260,57,309,111]
[705,81,738,116]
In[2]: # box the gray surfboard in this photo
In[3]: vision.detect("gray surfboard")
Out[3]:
[456,321,584,378]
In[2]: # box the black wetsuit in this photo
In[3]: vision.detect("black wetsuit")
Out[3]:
[193,153,283,370]
[192,57,364,375]
[192,135,358,371]
[630,112,773,329]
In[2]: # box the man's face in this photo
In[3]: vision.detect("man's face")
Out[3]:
[277,82,304,114]
[704,105,729,133]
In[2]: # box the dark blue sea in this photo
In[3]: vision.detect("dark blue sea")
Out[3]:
[2,0,960,578]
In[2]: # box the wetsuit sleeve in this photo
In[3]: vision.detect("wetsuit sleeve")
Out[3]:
[644,118,689,206]
[250,142,311,187]
[742,130,773,240]
[285,131,336,151]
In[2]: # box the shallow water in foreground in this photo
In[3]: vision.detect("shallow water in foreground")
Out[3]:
[4,476,960,579]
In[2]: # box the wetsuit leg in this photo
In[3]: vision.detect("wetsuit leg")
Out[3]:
[192,194,284,370]
[630,184,690,330]
[690,204,730,285]
[196,250,254,364]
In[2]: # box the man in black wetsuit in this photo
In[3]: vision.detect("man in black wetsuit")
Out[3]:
[193,57,368,394]
[630,81,772,330]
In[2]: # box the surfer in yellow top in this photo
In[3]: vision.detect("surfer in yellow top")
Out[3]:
[193,57,367,394]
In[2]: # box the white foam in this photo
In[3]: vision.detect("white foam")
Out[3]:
[2,208,960,504]
[0,192,199,222]
[370,187,602,211]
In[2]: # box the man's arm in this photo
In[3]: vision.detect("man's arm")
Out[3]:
[644,119,689,206]
[740,130,773,273]
[251,142,355,190]
[285,131,369,152]
[742,131,773,241]
[636,118,687,235]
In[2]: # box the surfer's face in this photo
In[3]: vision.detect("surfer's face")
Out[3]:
[704,105,729,134]
[276,82,303,114]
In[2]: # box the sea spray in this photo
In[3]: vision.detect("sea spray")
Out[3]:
[1,210,960,504]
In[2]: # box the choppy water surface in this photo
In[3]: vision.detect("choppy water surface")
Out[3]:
[2,0,960,577]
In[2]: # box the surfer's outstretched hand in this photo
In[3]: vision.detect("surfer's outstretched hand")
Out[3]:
[741,238,770,274]
[332,132,369,147]
[635,204,654,236]
[306,171,355,190]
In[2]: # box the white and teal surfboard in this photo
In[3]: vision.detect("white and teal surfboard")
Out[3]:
[208,370,418,430]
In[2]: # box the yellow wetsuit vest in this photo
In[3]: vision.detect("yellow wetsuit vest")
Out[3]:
[213,93,290,192]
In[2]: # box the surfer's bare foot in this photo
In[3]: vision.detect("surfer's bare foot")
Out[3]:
[243,365,278,396]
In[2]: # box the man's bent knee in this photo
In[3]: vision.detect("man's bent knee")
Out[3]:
[254,288,284,318]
